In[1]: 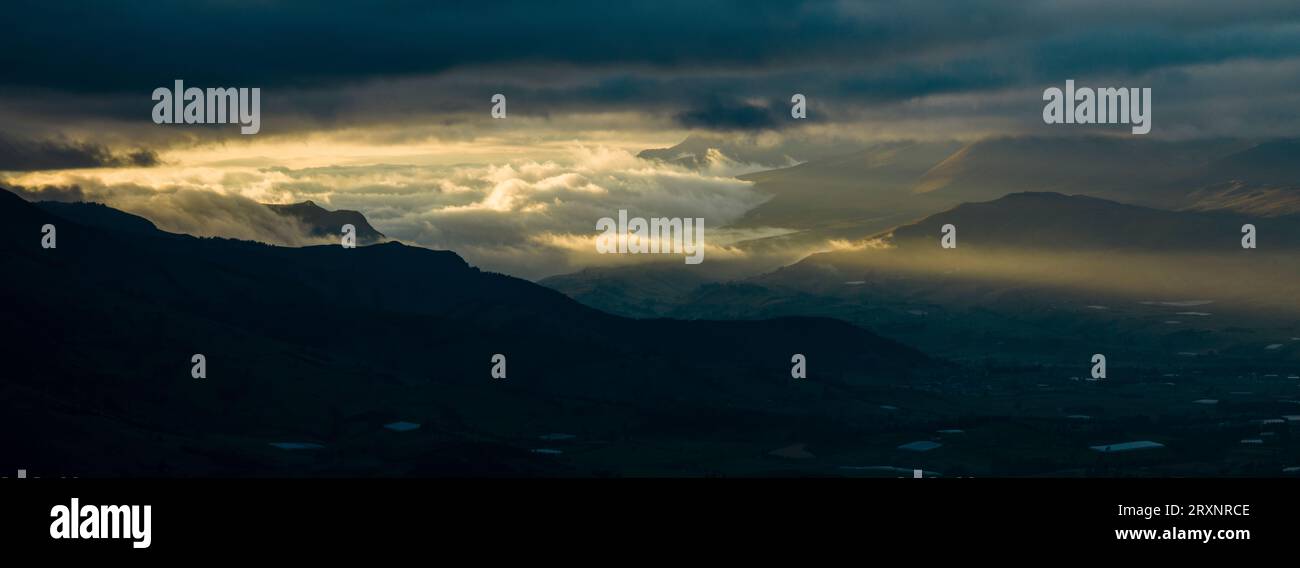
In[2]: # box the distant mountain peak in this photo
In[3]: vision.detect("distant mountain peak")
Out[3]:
[265,200,386,245]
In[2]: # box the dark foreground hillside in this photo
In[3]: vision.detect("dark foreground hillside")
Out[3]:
[9,188,1300,477]
[0,188,930,477]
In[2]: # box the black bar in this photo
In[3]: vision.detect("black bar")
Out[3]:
[1,478,1283,556]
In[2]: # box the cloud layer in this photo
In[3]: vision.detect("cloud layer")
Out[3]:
[11,181,332,247]
[0,134,158,171]
[8,147,793,278]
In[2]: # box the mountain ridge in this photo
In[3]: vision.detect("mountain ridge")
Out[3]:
[0,186,932,476]
[265,200,386,245]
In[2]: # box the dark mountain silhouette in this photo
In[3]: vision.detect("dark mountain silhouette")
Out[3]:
[33,200,171,237]
[266,200,386,244]
[0,187,930,477]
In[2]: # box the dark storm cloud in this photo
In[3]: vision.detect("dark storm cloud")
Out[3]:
[0,0,1002,92]
[1028,23,1300,76]
[4,1,1297,92]
[0,134,159,171]
[3,1,1300,136]
[675,97,787,130]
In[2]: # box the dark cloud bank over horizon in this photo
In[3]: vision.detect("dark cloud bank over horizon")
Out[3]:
[0,134,159,171]
[5,1,1300,90]
[3,1,1300,139]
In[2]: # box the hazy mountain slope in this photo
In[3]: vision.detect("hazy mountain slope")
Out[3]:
[913,137,1248,206]
[1182,139,1300,216]
[1201,139,1300,186]
[776,192,1300,304]
[765,193,1300,359]
[1184,183,1300,218]
[731,140,962,232]
[887,191,1300,252]
[632,136,1295,273]
[720,136,1272,236]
